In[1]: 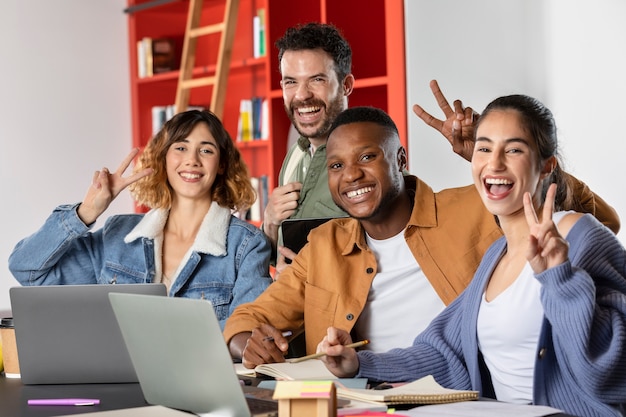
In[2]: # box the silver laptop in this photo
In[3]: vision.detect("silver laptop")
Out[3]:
[109,293,278,417]
[10,283,166,384]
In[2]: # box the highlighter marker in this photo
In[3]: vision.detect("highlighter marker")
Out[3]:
[28,398,100,406]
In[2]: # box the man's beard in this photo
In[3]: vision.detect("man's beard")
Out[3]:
[286,93,345,141]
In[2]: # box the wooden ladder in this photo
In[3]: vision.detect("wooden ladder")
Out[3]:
[174,0,240,118]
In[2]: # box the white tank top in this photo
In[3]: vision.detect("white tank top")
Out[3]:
[477,211,571,403]
[354,229,445,352]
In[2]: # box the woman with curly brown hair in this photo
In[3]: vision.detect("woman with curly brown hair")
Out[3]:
[10,110,272,329]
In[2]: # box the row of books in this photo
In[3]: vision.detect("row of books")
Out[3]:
[151,100,268,143]
[151,105,204,135]
[137,37,178,78]
[237,98,269,142]
[137,8,264,79]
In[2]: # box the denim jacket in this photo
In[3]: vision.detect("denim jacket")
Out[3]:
[9,202,273,329]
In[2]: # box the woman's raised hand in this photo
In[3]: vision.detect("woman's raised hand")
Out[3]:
[78,148,153,225]
[523,183,569,274]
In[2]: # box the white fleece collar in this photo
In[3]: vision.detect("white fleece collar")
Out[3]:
[124,201,230,256]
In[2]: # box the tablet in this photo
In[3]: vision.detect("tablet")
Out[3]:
[280,217,333,254]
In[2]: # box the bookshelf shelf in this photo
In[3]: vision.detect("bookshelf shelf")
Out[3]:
[126,0,407,215]
[238,140,269,148]
[136,57,266,86]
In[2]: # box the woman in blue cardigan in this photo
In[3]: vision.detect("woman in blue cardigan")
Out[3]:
[318,96,626,417]
[9,110,273,329]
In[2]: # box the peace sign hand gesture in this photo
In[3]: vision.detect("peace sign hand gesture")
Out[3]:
[523,183,570,274]
[78,148,153,226]
[412,80,479,162]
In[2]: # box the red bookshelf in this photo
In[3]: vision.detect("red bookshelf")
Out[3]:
[125,0,407,210]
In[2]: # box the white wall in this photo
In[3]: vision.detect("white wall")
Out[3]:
[0,1,132,312]
[545,0,626,238]
[405,0,626,245]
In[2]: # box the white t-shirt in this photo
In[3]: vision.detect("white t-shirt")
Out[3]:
[477,211,570,404]
[477,262,543,403]
[354,229,445,353]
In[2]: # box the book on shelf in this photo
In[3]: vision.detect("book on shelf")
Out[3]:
[151,104,204,135]
[336,375,479,406]
[151,105,169,135]
[248,177,261,222]
[261,98,269,139]
[253,8,266,58]
[237,98,267,141]
[137,37,177,78]
[237,99,253,142]
[258,175,269,215]
[251,97,262,140]
[137,37,151,78]
[246,175,268,223]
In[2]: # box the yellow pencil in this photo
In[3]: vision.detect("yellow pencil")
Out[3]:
[289,340,370,363]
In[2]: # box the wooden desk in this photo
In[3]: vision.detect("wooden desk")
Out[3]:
[0,374,266,417]
[0,374,580,417]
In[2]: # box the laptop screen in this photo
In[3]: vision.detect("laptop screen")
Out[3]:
[109,293,277,416]
[10,283,166,384]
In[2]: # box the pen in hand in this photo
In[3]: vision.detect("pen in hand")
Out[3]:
[289,339,369,363]
[263,330,292,342]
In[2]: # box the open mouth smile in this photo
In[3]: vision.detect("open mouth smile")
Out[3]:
[484,177,513,196]
[297,105,321,116]
[180,172,202,180]
[346,186,373,199]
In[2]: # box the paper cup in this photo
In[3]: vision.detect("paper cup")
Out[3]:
[0,318,20,378]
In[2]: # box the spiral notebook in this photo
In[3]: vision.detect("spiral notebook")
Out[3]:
[335,375,478,406]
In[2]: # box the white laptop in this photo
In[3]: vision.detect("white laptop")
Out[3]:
[9,283,166,384]
[108,293,278,417]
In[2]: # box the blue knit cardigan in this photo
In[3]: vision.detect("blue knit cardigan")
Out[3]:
[357,214,626,417]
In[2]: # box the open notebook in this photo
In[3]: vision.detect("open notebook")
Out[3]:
[235,361,477,407]
[235,359,336,380]
[336,375,478,406]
